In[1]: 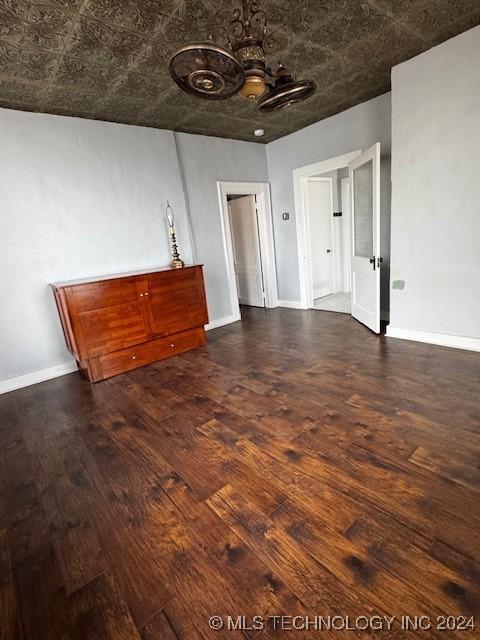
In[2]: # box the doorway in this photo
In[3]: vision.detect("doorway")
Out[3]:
[217,181,278,322]
[294,146,388,333]
[304,172,352,314]
[228,194,265,307]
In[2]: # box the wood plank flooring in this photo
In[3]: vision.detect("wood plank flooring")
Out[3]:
[1,307,480,639]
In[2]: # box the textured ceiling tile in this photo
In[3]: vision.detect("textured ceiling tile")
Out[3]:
[27,3,76,31]
[308,56,364,93]
[333,70,390,104]
[0,42,19,75]
[367,0,480,41]
[261,106,319,132]
[22,2,76,54]
[136,101,196,129]
[0,77,45,103]
[343,22,428,73]
[55,56,113,90]
[32,0,83,7]
[108,28,145,66]
[113,70,165,100]
[309,2,389,53]
[267,0,338,39]
[273,40,332,78]
[0,0,478,141]
[23,26,68,53]
[43,85,100,111]
[428,8,480,46]
[17,49,58,81]
[261,26,291,58]
[135,42,175,78]
[94,95,146,122]
[165,86,209,113]
[66,16,116,63]
[177,120,254,142]
[163,0,233,45]
[0,0,29,18]
[0,1,28,45]
[81,0,168,33]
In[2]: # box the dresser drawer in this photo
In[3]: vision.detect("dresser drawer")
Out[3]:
[98,327,206,379]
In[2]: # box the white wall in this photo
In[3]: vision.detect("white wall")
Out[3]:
[174,133,268,322]
[389,26,480,341]
[0,109,267,387]
[266,93,392,304]
[8,24,479,389]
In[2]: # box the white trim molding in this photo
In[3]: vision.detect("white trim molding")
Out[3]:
[217,181,278,320]
[0,360,78,395]
[293,150,362,310]
[386,326,480,352]
[206,314,241,331]
[1,315,242,394]
[277,300,305,309]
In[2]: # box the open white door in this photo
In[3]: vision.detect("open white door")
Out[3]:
[349,142,381,333]
[228,195,265,307]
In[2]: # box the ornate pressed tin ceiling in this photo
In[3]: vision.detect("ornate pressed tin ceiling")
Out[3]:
[0,0,479,143]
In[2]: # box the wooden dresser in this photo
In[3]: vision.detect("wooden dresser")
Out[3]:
[51,265,208,382]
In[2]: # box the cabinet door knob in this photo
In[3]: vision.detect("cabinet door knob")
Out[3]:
[170,343,175,348]
[139,293,144,297]
[132,355,136,360]
[144,292,149,296]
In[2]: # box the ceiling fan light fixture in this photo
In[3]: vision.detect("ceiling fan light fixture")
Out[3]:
[257,65,316,112]
[168,1,317,111]
[169,42,245,100]
[239,70,267,101]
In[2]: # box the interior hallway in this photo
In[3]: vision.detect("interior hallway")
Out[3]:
[2,307,479,638]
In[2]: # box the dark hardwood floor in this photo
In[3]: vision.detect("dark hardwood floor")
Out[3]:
[2,307,480,639]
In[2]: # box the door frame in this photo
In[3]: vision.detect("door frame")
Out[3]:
[341,177,352,293]
[304,176,336,300]
[293,150,361,309]
[217,181,278,320]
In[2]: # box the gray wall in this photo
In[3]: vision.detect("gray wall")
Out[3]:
[390,26,480,338]
[175,132,268,321]
[0,109,266,384]
[266,92,392,302]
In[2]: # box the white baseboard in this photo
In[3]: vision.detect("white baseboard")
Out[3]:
[1,317,241,394]
[206,314,241,331]
[386,326,480,352]
[0,360,79,395]
[277,299,306,309]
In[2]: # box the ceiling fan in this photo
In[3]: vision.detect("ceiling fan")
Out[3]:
[169,0,316,112]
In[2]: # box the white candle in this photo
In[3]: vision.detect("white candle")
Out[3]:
[166,201,175,227]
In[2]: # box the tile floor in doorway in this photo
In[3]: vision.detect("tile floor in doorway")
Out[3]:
[313,291,351,313]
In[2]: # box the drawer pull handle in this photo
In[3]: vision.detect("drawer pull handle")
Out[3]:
[132,355,136,360]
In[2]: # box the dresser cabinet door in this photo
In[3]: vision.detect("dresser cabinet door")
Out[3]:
[146,268,208,337]
[71,278,150,357]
